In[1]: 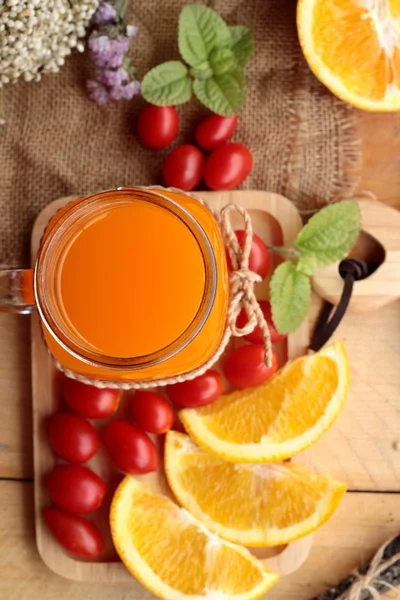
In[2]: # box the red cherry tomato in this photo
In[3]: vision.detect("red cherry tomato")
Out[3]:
[48,412,99,464]
[236,301,287,345]
[63,377,120,420]
[166,370,223,408]
[223,345,278,389]
[226,230,270,279]
[102,420,158,474]
[43,507,104,558]
[195,115,238,151]
[204,143,253,190]
[162,144,205,191]
[137,105,179,149]
[129,391,174,434]
[46,465,106,515]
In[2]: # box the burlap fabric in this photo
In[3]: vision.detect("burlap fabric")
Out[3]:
[0,0,361,268]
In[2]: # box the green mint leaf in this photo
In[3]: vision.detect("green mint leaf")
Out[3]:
[296,252,320,276]
[141,61,192,105]
[193,69,245,116]
[229,26,254,67]
[178,4,232,68]
[270,262,311,334]
[190,61,213,80]
[209,48,237,76]
[295,200,361,269]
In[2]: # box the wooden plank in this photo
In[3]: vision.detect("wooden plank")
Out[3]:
[273,490,400,599]
[357,112,400,210]
[0,482,134,600]
[300,298,400,491]
[0,313,32,479]
[0,482,398,600]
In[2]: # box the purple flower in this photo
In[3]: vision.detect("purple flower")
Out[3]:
[126,25,139,38]
[87,80,110,105]
[113,35,130,56]
[109,80,141,100]
[92,2,117,26]
[88,33,110,57]
[87,11,140,105]
[122,80,141,99]
[88,33,130,69]
[98,67,128,87]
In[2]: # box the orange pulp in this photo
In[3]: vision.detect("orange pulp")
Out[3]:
[57,200,205,358]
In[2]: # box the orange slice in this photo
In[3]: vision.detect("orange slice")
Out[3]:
[165,431,346,547]
[110,476,279,600]
[297,0,400,110]
[180,342,349,463]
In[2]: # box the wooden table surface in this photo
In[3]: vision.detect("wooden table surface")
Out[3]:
[0,110,399,600]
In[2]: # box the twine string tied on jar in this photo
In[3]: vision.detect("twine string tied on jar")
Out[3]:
[219,203,273,369]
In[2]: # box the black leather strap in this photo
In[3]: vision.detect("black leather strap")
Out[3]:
[310,259,369,352]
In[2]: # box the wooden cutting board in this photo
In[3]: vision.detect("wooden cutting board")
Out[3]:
[31,190,310,588]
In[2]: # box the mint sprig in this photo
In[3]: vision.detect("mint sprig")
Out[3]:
[269,200,361,334]
[141,4,254,116]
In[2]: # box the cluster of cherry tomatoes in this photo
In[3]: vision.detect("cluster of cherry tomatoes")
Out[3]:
[43,230,285,560]
[137,104,253,191]
[44,382,118,559]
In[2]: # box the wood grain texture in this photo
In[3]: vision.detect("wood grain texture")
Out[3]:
[300,297,400,491]
[357,112,400,211]
[273,489,400,599]
[0,313,32,479]
[31,190,310,583]
[0,482,398,600]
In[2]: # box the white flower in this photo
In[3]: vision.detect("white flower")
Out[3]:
[0,0,100,87]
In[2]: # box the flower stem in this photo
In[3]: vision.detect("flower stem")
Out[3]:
[115,0,130,21]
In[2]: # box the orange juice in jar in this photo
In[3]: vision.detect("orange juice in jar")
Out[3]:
[0,188,229,384]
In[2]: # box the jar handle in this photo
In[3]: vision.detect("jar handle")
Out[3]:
[0,269,35,314]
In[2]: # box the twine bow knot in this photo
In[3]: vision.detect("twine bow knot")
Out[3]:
[220,203,273,368]
[336,534,400,600]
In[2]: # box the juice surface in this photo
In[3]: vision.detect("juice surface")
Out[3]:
[55,200,206,358]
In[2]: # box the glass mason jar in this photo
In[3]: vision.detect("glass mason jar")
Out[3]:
[0,187,229,383]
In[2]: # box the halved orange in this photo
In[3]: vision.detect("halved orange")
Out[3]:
[180,342,349,463]
[297,0,400,110]
[165,431,346,547]
[110,476,279,600]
